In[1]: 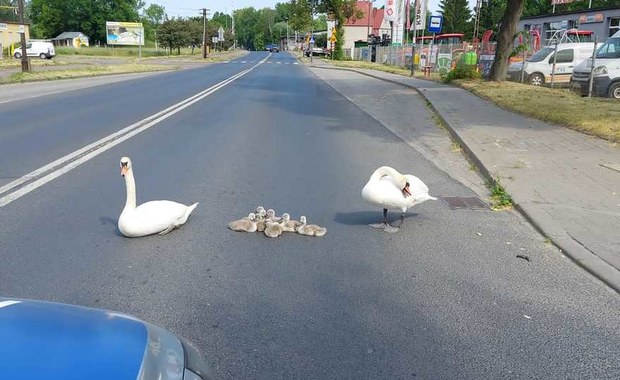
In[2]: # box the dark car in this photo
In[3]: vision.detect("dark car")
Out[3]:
[0,297,212,380]
[266,44,280,53]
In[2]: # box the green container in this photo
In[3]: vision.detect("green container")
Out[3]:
[463,51,477,66]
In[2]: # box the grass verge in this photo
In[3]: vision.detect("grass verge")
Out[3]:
[488,179,513,210]
[0,64,176,84]
[456,80,620,143]
[316,59,619,143]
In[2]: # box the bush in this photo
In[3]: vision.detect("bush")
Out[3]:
[441,64,481,83]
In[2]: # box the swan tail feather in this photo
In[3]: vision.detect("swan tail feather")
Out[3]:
[180,202,199,224]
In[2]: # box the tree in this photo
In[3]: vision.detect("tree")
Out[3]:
[476,0,506,37]
[489,0,524,81]
[0,0,18,22]
[438,0,473,39]
[234,7,260,50]
[29,0,143,44]
[142,3,165,47]
[314,0,363,60]
[158,17,188,55]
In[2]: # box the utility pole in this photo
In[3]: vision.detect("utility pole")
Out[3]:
[201,8,210,58]
[232,10,236,50]
[18,0,30,73]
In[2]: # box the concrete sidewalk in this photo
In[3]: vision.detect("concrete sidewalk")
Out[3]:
[309,60,620,293]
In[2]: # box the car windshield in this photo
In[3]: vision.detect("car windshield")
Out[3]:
[527,47,554,62]
[596,38,620,59]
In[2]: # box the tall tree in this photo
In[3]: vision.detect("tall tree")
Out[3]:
[157,17,188,54]
[489,0,524,81]
[0,0,18,22]
[438,0,473,39]
[477,0,506,37]
[314,0,363,60]
[142,3,165,46]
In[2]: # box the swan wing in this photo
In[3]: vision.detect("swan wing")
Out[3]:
[119,200,192,237]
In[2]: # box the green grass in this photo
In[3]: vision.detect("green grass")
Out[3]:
[56,46,171,58]
[0,63,177,84]
[488,179,513,210]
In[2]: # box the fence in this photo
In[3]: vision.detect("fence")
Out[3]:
[353,42,477,74]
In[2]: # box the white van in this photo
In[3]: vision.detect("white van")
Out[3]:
[507,42,595,86]
[570,31,620,99]
[13,41,56,60]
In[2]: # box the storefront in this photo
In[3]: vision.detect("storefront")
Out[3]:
[518,6,620,46]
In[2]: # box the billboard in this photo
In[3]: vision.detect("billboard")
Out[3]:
[106,21,144,46]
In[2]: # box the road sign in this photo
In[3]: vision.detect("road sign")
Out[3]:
[329,34,337,43]
[309,37,315,44]
[218,26,224,41]
[428,15,443,34]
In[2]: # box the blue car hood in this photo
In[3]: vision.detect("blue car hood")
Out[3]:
[0,298,147,380]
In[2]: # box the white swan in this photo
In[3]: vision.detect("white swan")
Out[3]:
[118,157,198,237]
[361,166,436,233]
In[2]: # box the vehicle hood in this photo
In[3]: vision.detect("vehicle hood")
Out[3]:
[508,61,524,72]
[0,298,147,380]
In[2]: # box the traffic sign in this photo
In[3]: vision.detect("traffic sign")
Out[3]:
[309,37,315,44]
[217,26,224,41]
[329,35,337,43]
[428,15,443,33]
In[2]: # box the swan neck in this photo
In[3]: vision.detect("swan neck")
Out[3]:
[124,169,137,210]
[372,166,401,181]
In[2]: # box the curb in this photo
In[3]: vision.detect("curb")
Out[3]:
[309,64,620,294]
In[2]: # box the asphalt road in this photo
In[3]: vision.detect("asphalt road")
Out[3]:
[1,51,619,379]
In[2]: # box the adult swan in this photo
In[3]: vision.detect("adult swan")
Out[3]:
[118,157,198,237]
[362,166,436,233]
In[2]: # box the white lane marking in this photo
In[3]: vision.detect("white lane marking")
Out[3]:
[0,300,21,309]
[277,62,282,64]
[0,58,268,207]
[241,60,247,63]
[294,62,299,65]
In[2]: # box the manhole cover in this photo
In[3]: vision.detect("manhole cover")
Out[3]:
[441,196,488,210]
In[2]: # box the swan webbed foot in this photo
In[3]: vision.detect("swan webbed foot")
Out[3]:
[383,225,400,233]
[369,222,389,229]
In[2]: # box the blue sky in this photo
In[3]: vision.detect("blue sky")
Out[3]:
[148,0,478,19]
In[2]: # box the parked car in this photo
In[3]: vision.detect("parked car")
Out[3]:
[570,30,620,99]
[13,41,56,59]
[506,42,595,86]
[0,297,212,380]
[304,47,330,57]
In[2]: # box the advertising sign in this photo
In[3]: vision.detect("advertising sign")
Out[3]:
[412,0,428,31]
[106,21,144,46]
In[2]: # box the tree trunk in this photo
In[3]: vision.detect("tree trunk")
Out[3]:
[488,0,525,82]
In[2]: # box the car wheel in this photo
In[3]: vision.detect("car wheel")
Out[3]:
[528,73,544,86]
[14,52,21,59]
[39,53,47,59]
[608,82,620,99]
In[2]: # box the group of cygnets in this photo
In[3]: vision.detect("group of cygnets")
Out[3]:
[228,206,327,238]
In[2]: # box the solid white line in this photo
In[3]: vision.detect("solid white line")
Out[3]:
[0,58,267,207]
[0,300,21,309]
